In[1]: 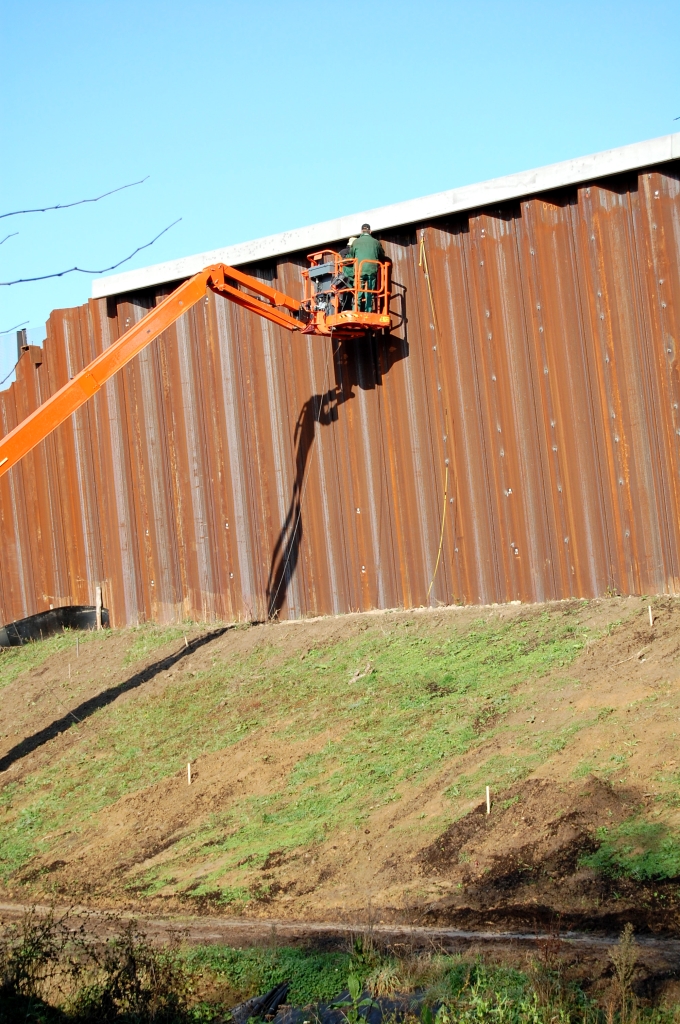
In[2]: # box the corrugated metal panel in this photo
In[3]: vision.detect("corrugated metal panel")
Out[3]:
[1,162,680,626]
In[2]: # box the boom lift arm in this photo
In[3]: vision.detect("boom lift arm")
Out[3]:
[0,264,303,479]
[0,250,392,480]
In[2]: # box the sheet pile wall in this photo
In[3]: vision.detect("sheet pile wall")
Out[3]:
[1,164,679,626]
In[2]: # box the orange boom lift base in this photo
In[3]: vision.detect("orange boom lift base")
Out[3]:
[0,254,392,479]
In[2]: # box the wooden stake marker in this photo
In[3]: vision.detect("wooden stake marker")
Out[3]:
[187,762,192,786]
[486,786,491,815]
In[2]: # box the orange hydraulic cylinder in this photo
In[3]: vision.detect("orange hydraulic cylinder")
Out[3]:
[0,263,302,480]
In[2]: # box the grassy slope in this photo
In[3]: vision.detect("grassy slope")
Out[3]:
[0,623,194,877]
[1,599,679,913]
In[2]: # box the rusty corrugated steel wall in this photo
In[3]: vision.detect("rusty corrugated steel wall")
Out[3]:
[1,163,680,626]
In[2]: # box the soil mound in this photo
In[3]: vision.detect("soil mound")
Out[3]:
[421,776,628,877]
[417,777,680,933]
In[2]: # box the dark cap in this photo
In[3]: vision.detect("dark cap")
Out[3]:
[361,223,371,232]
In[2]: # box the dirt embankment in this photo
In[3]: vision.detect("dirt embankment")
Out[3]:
[416,775,672,932]
[1,597,679,934]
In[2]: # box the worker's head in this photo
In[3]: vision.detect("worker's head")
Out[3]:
[361,223,371,233]
[348,236,358,246]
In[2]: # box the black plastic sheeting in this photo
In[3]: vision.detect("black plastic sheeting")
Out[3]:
[232,986,423,1024]
[232,983,291,1024]
[0,605,110,647]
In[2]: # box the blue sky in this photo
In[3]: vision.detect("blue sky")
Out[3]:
[1,0,678,382]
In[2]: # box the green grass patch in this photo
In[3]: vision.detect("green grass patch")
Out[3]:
[0,609,591,885]
[179,944,541,1011]
[0,618,200,698]
[445,751,541,801]
[0,628,102,695]
[122,622,201,666]
[0,800,50,878]
[581,817,680,880]
[182,945,354,1005]
[180,950,606,1024]
[535,720,589,754]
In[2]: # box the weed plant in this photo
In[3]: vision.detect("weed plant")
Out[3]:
[0,910,191,1023]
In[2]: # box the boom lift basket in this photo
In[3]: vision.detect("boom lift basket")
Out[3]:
[300,249,392,337]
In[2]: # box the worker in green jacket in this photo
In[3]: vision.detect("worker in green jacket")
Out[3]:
[349,224,386,313]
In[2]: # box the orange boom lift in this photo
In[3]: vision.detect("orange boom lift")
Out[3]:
[0,252,391,479]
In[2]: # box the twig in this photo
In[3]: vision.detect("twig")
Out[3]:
[0,218,181,285]
[349,662,372,684]
[0,321,29,335]
[614,647,649,666]
[0,359,20,388]
[0,176,149,220]
[0,232,18,246]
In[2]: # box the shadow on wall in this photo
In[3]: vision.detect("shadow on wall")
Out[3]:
[266,282,409,618]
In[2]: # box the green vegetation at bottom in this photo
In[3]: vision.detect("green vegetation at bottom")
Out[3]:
[2,917,680,1023]
[183,944,353,1006]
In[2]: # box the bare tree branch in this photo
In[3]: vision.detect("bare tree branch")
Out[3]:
[0,177,150,220]
[0,232,18,246]
[0,321,29,335]
[0,361,21,388]
[0,219,182,286]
